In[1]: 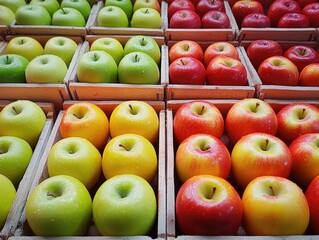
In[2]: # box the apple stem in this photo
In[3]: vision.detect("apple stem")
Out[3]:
[134,54,139,62]
[207,186,216,199]
[119,143,130,151]
[180,59,185,65]
[12,106,19,114]
[73,112,81,119]
[261,139,269,151]
[47,191,58,198]
[199,105,205,115]
[254,102,260,112]
[6,55,10,64]
[301,108,306,119]
[269,185,275,196]
[301,48,307,56]
[140,37,146,46]
[93,53,99,61]
[61,8,66,14]
[145,8,149,13]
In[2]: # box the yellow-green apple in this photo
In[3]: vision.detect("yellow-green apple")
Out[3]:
[225,98,278,146]
[195,0,225,18]
[169,40,204,63]
[0,5,15,25]
[276,103,319,145]
[0,54,29,83]
[175,134,231,182]
[241,13,271,28]
[289,133,319,188]
[118,51,160,84]
[176,175,243,235]
[109,101,159,145]
[0,0,26,12]
[97,6,129,27]
[131,8,162,28]
[105,0,133,20]
[60,102,109,151]
[0,136,33,187]
[201,10,230,28]
[173,100,224,145]
[52,7,86,26]
[242,176,309,235]
[277,12,310,28]
[231,0,264,26]
[26,175,92,236]
[204,41,239,67]
[284,45,319,73]
[76,50,118,83]
[92,174,157,236]
[299,63,319,86]
[5,36,44,62]
[305,175,319,234]
[90,37,124,65]
[258,56,299,86]
[0,174,16,229]
[246,39,283,70]
[0,100,46,148]
[168,0,195,19]
[169,9,201,28]
[123,35,161,65]
[25,54,68,84]
[302,2,319,27]
[102,133,157,182]
[206,56,247,85]
[267,0,301,27]
[231,132,292,189]
[47,137,102,190]
[133,0,161,13]
[29,0,60,16]
[15,5,51,25]
[44,36,78,67]
[169,56,206,84]
[61,0,91,20]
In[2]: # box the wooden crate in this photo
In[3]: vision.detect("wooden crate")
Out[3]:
[7,100,166,240]
[165,1,238,42]
[87,1,167,37]
[165,41,258,100]
[0,101,55,240]
[68,35,167,101]
[239,41,319,100]
[0,26,9,40]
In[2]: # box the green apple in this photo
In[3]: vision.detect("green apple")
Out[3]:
[0,100,46,148]
[0,174,16,229]
[5,36,44,62]
[15,5,51,25]
[0,136,33,187]
[47,137,102,190]
[25,54,68,84]
[124,35,161,65]
[52,7,86,27]
[76,50,118,83]
[97,6,129,27]
[130,7,161,28]
[0,0,26,13]
[0,54,29,83]
[105,0,133,20]
[90,37,124,65]
[26,175,92,236]
[92,174,157,236]
[61,0,91,20]
[29,0,60,16]
[133,0,160,12]
[44,36,78,66]
[118,51,160,84]
[0,5,15,25]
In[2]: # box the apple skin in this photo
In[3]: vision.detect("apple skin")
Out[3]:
[173,100,224,145]
[176,175,243,235]
[0,0,27,13]
[176,134,231,182]
[61,0,92,20]
[225,98,278,146]
[201,10,230,28]
[242,176,309,235]
[231,0,264,26]
[299,63,319,86]
[26,175,92,236]
[0,5,15,25]
[204,41,239,67]
[297,0,317,8]
[247,39,283,70]
[133,0,161,13]
[302,2,319,27]
[15,4,51,25]
[169,40,204,63]
[267,0,301,27]
[0,54,29,83]
[168,0,195,19]
[305,175,319,234]
[195,0,225,18]
[169,57,206,85]
[130,7,162,29]
[105,0,133,20]
[29,0,60,16]
[276,103,319,145]
[0,174,16,229]
[52,7,86,27]
[169,9,202,28]
[92,174,157,236]
[97,6,129,27]
[277,12,310,28]
[241,13,271,28]
[102,133,157,183]
[257,56,299,86]
[206,56,247,86]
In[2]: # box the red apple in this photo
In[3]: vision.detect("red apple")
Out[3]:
[276,103,319,145]
[195,0,225,18]
[168,0,195,19]
[206,56,247,86]
[201,10,230,28]
[231,0,264,26]
[297,0,317,8]
[169,40,204,63]
[173,100,224,145]
[289,133,319,188]
[169,9,202,28]
[169,57,206,85]
[257,56,299,86]
[284,45,319,72]
[277,12,310,28]
[204,41,239,67]
[241,13,271,28]
[246,39,283,69]
[176,175,243,235]
[305,175,319,234]
[225,98,278,146]
[302,2,319,27]
[175,134,231,182]
[299,63,319,86]
[267,0,301,27]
